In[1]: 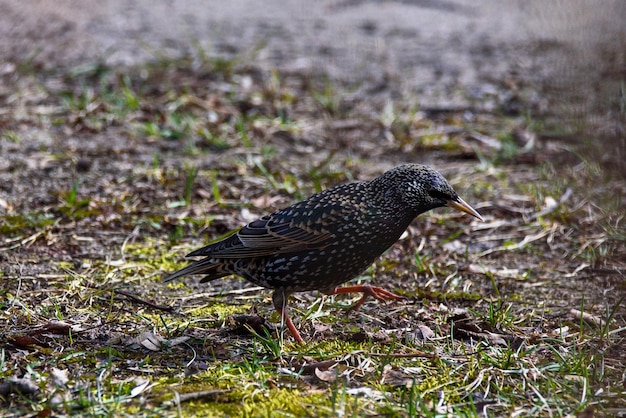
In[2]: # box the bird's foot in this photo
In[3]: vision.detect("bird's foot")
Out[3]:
[326,285,405,312]
[276,308,305,344]
[273,290,305,344]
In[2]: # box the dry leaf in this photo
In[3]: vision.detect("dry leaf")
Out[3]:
[125,331,166,351]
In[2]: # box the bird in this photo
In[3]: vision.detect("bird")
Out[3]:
[165,164,484,343]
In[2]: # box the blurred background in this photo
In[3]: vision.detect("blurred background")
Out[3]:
[2,0,624,172]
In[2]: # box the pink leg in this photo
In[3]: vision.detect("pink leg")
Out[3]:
[276,307,304,344]
[272,289,305,344]
[325,285,405,312]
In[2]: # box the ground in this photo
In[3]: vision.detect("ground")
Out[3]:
[1,1,625,417]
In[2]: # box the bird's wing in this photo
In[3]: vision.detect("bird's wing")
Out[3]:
[186,214,335,259]
[238,215,334,251]
[186,183,371,259]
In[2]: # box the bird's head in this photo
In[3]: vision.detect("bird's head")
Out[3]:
[377,164,484,221]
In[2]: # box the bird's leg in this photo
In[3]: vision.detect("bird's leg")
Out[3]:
[272,289,304,344]
[325,285,405,312]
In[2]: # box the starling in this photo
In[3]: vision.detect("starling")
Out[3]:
[165,164,483,343]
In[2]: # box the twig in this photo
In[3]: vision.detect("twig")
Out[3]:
[180,286,266,302]
[569,309,605,328]
[85,283,174,312]
[112,289,174,312]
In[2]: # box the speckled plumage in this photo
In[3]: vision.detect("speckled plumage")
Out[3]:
[165,164,483,343]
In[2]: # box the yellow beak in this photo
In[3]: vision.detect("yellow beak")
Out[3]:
[446,197,484,221]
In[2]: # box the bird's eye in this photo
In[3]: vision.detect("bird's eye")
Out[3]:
[430,189,451,201]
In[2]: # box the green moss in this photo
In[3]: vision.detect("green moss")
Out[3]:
[178,387,360,417]
[165,281,188,290]
[0,213,57,235]
[159,365,367,417]
[123,240,185,273]
[299,339,375,358]
[418,133,462,152]
[185,303,251,319]
[57,261,74,270]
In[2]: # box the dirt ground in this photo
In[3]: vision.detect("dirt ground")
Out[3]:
[1,1,625,416]
[2,0,624,279]
[1,1,625,110]
[2,0,625,164]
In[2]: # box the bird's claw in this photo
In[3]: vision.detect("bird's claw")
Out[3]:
[326,284,405,312]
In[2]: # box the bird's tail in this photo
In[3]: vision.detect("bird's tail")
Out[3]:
[164,258,231,283]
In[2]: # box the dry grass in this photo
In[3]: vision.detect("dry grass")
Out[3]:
[1,54,625,416]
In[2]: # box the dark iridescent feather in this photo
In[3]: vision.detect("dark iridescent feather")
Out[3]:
[165,164,483,342]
